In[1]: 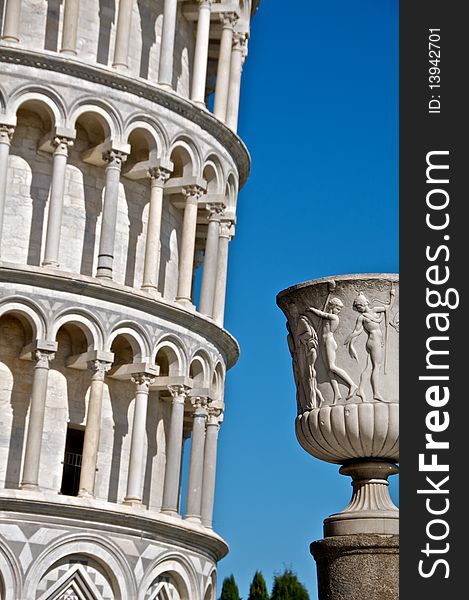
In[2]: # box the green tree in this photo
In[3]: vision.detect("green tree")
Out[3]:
[219,575,241,600]
[270,569,309,600]
[248,571,270,600]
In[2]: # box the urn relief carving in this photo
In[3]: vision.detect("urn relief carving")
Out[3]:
[277,274,399,536]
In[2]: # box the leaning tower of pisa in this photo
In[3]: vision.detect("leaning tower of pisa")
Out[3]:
[0,1,257,597]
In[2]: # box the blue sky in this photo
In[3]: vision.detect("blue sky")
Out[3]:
[213,1,398,598]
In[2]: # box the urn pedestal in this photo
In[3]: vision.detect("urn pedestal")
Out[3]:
[277,274,399,599]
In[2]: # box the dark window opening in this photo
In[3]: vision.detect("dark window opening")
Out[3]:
[60,427,84,496]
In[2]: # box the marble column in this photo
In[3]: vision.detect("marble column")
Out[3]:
[60,0,80,55]
[96,150,127,279]
[161,384,189,515]
[78,360,112,498]
[213,13,237,121]
[178,427,192,513]
[1,0,22,42]
[42,137,74,268]
[199,202,224,317]
[21,350,55,490]
[0,125,15,246]
[141,166,172,295]
[185,397,208,521]
[200,408,221,528]
[124,373,154,503]
[113,0,133,68]
[212,220,232,326]
[191,0,213,105]
[158,0,178,88]
[176,185,204,306]
[226,33,247,132]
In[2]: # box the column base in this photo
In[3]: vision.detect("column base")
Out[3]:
[176,297,195,311]
[192,100,207,110]
[77,489,94,499]
[311,534,399,600]
[123,497,142,507]
[20,483,39,491]
[184,515,202,524]
[141,286,162,299]
[160,508,182,519]
[96,255,114,280]
[96,271,113,280]
[42,260,59,268]
[158,82,174,91]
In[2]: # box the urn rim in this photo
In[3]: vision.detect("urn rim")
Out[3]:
[276,272,399,307]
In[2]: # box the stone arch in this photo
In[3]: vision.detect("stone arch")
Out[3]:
[189,349,211,387]
[22,533,136,600]
[51,309,105,351]
[224,172,238,211]
[153,335,188,376]
[68,98,122,142]
[124,115,169,159]
[212,361,225,401]
[203,569,217,600]
[125,123,161,167]
[169,135,202,178]
[66,100,121,280]
[138,552,199,600]
[0,298,48,491]
[202,155,223,195]
[0,296,47,341]
[8,85,66,128]
[0,539,22,600]
[3,91,65,266]
[106,323,150,361]
[0,84,7,113]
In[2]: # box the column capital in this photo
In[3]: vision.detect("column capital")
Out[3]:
[206,202,225,220]
[52,136,74,156]
[233,31,248,52]
[183,184,206,201]
[220,11,238,29]
[0,124,15,145]
[219,219,234,239]
[167,384,191,401]
[34,350,55,366]
[191,395,209,413]
[197,0,213,7]
[88,359,113,381]
[102,149,128,169]
[131,372,156,389]
[148,165,172,186]
[207,406,223,426]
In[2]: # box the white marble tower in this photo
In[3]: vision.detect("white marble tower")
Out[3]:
[0,1,258,598]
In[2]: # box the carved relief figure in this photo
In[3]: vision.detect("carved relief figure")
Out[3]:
[344,289,395,401]
[287,303,324,411]
[287,322,303,414]
[308,297,357,403]
[296,314,324,409]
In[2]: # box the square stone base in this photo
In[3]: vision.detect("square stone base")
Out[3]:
[311,534,399,600]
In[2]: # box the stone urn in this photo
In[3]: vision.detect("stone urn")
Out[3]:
[277,274,399,536]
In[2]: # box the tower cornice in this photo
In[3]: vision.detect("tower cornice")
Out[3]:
[0,45,251,187]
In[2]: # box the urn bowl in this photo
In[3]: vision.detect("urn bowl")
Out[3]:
[277,274,399,465]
